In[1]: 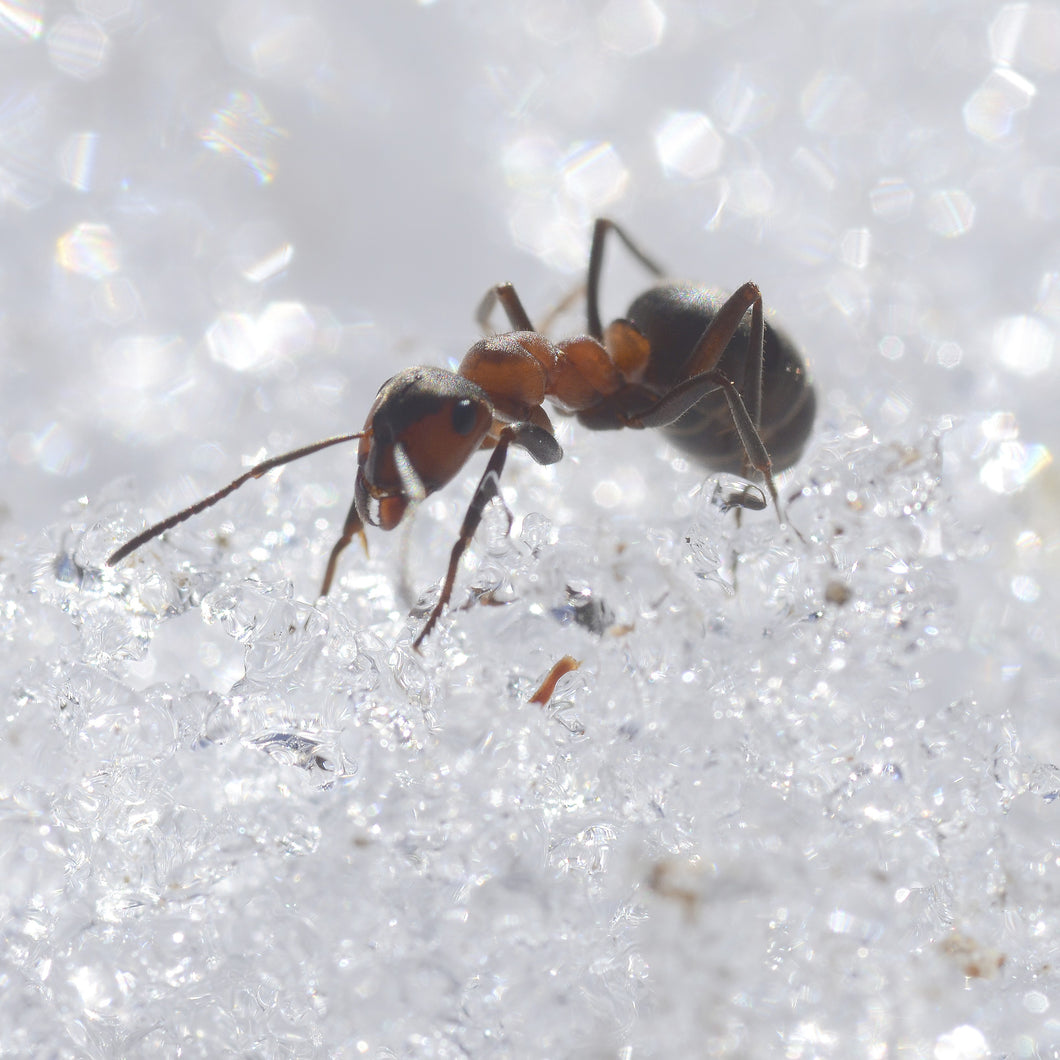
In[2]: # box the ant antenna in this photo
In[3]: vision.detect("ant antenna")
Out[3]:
[107,432,366,567]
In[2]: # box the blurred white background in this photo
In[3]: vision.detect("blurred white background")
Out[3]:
[1,1,1058,1056]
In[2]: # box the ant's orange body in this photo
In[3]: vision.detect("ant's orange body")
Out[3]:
[109,219,815,649]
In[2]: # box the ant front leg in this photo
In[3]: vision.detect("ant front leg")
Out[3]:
[320,440,427,598]
[319,498,367,597]
[414,421,562,651]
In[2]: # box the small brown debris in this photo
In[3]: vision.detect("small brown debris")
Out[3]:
[529,655,581,705]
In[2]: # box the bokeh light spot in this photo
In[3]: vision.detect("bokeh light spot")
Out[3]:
[242,243,294,284]
[800,71,867,134]
[963,67,1036,144]
[1037,269,1060,318]
[9,422,85,475]
[220,3,328,83]
[92,276,141,326]
[655,111,724,180]
[728,167,774,218]
[925,189,975,238]
[597,0,665,55]
[993,314,1054,375]
[879,336,904,362]
[562,142,629,208]
[1021,166,1060,220]
[502,135,561,193]
[522,0,586,45]
[93,335,196,441]
[206,302,317,372]
[869,178,914,221]
[507,200,586,272]
[78,0,137,21]
[980,410,1019,443]
[980,440,1052,494]
[991,2,1060,73]
[840,228,871,269]
[0,86,53,209]
[56,221,120,279]
[713,68,770,135]
[58,131,98,192]
[46,15,109,79]
[1011,575,1041,603]
[0,0,43,40]
[102,334,183,390]
[933,1024,989,1060]
[200,90,285,185]
[935,341,963,369]
[206,313,262,372]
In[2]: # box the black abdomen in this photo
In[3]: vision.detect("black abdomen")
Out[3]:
[627,283,815,474]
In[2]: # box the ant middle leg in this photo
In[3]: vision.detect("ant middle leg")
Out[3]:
[628,367,779,515]
[670,282,782,519]
[622,280,782,524]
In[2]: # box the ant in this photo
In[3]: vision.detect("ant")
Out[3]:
[108,219,815,650]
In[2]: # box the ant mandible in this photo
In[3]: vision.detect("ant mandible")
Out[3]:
[108,219,815,650]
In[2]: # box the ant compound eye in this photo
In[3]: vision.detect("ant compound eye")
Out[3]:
[451,398,479,436]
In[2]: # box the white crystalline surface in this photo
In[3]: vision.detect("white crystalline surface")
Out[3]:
[5,409,1057,1056]
[2,2,1059,1057]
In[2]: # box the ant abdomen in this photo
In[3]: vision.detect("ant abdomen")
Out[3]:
[626,283,815,475]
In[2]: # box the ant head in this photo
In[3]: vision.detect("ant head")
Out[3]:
[357,367,494,530]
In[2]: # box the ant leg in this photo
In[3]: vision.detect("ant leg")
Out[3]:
[481,280,586,339]
[475,283,535,334]
[670,281,766,430]
[414,435,511,650]
[711,480,767,514]
[414,422,561,650]
[319,499,367,597]
[667,281,785,520]
[681,283,801,532]
[586,218,667,340]
[108,432,365,567]
[323,441,429,603]
[535,282,586,337]
[677,281,760,373]
[627,368,782,520]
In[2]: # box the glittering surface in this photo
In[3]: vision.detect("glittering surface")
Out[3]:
[2,2,1059,1056]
